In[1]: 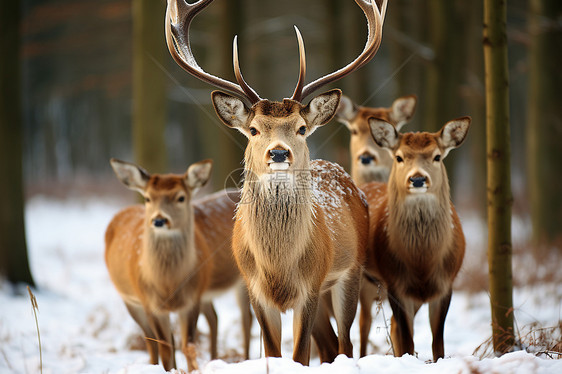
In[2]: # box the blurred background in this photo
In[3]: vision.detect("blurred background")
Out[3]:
[3,0,562,253]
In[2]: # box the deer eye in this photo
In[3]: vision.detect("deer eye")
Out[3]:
[351,129,358,136]
[396,155,404,163]
[177,196,185,203]
[249,127,259,136]
[297,126,306,135]
[434,154,441,162]
[144,196,151,203]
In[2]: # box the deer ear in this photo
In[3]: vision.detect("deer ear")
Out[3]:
[186,159,213,190]
[110,158,150,194]
[301,89,342,132]
[368,117,399,150]
[438,116,471,158]
[391,94,417,131]
[211,91,251,131]
[335,95,359,128]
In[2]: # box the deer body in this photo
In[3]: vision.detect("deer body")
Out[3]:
[105,160,251,371]
[336,95,417,356]
[214,96,369,365]
[364,117,470,360]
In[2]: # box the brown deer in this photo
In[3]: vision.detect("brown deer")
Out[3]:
[105,159,251,371]
[362,116,470,360]
[335,94,417,356]
[335,94,417,185]
[165,0,387,365]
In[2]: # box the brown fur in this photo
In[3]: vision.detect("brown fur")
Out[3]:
[361,117,469,360]
[105,164,251,371]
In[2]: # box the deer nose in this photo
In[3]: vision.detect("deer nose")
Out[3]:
[152,217,168,228]
[409,176,427,188]
[359,154,375,165]
[269,149,289,163]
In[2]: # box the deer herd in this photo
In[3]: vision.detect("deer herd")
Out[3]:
[104,0,471,371]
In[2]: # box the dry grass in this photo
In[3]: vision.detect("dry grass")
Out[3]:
[27,286,42,374]
[455,234,562,294]
[473,318,562,359]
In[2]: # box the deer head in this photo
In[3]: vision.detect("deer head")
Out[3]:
[165,0,387,179]
[110,158,212,232]
[336,95,417,184]
[369,117,470,200]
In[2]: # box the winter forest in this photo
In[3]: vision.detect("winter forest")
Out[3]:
[0,0,561,373]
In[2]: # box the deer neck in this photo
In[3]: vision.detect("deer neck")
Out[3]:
[140,215,197,285]
[238,167,315,266]
[387,181,453,266]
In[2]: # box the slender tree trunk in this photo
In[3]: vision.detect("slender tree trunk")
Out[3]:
[215,0,245,185]
[0,0,35,286]
[527,0,562,248]
[483,0,514,355]
[464,0,487,217]
[132,0,168,174]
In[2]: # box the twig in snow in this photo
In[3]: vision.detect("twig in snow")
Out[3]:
[27,286,42,374]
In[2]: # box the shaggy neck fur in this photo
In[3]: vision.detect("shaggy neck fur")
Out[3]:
[140,214,197,288]
[387,172,453,269]
[239,167,315,271]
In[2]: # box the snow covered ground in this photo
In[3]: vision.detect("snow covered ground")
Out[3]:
[0,196,561,373]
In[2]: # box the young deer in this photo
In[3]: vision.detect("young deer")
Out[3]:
[362,116,470,360]
[335,94,417,356]
[335,94,417,185]
[105,159,251,371]
[165,0,387,365]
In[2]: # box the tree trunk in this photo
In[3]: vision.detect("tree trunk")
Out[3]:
[483,0,514,355]
[527,0,562,248]
[214,0,245,186]
[0,0,35,286]
[132,0,168,174]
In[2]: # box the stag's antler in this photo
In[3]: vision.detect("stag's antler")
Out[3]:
[165,0,261,105]
[290,0,387,102]
[165,0,387,105]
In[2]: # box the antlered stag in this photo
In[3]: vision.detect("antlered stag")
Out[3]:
[105,159,251,371]
[165,0,387,365]
[363,117,470,360]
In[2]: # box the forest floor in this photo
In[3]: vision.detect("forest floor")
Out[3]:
[0,194,561,373]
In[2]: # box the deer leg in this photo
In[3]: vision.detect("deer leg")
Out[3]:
[293,293,320,365]
[236,283,253,360]
[311,294,338,363]
[388,291,415,357]
[124,302,159,364]
[202,302,218,360]
[331,269,361,357]
[429,289,452,361]
[252,301,282,358]
[147,312,176,371]
[179,304,201,372]
[359,277,378,357]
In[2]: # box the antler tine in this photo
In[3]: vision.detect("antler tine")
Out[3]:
[290,26,306,102]
[165,0,261,105]
[297,0,387,102]
[233,36,261,104]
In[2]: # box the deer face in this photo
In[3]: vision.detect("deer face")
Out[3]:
[369,117,470,198]
[110,159,212,233]
[336,95,417,183]
[212,90,341,177]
